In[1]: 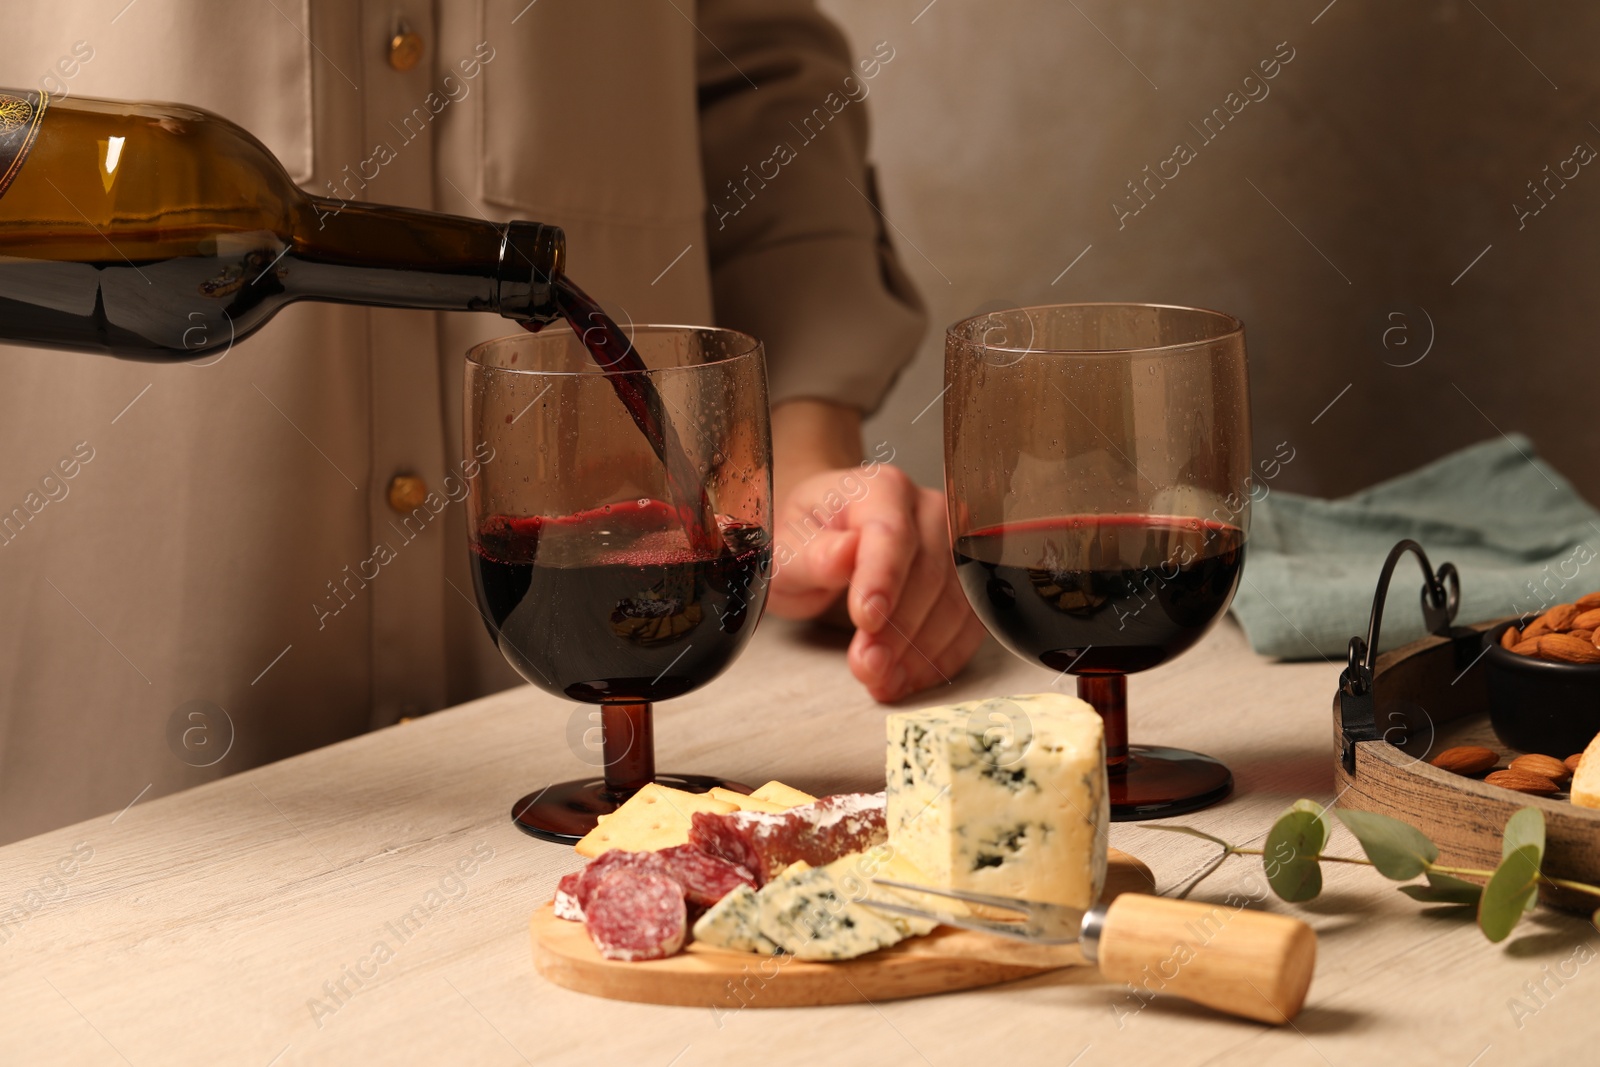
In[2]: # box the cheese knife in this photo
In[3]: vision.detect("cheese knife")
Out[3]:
[871,879,1316,1024]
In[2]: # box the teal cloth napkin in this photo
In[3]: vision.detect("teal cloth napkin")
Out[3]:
[1230,435,1600,660]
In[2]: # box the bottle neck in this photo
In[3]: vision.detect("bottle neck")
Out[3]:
[290,198,563,322]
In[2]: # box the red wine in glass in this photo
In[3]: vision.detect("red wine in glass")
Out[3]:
[466,319,771,844]
[471,501,769,704]
[954,516,1246,674]
[954,515,1246,817]
[944,301,1253,820]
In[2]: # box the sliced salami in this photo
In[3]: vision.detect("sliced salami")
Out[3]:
[553,871,584,921]
[688,792,887,885]
[573,849,673,910]
[583,870,688,961]
[657,844,757,907]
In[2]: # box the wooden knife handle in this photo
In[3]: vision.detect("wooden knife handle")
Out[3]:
[1094,894,1316,1024]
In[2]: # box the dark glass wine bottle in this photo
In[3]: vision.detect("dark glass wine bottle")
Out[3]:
[0,90,564,360]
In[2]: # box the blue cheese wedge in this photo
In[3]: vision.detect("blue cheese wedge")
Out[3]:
[755,850,930,960]
[813,846,938,939]
[866,849,951,936]
[886,693,1108,910]
[691,884,782,955]
[694,850,936,959]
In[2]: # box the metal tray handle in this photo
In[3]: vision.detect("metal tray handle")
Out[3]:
[1336,539,1461,773]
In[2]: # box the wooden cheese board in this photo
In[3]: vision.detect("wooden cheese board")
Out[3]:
[532,848,1153,1008]
[1333,541,1600,910]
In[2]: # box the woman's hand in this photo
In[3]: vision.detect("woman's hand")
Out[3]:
[766,401,986,703]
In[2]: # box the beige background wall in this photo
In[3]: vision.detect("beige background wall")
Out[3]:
[822,0,1600,505]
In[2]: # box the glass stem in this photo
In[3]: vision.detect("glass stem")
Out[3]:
[601,700,655,797]
[1077,675,1129,769]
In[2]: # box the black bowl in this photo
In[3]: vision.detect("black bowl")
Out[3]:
[1483,620,1600,757]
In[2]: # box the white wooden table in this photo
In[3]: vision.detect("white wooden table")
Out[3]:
[0,617,1590,1065]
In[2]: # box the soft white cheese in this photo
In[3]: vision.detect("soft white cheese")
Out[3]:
[886,692,1108,910]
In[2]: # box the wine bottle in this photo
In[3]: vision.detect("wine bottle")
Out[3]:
[0,89,564,360]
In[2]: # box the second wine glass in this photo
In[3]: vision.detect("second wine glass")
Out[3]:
[945,303,1251,820]
[465,325,772,843]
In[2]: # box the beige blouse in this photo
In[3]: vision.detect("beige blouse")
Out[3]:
[0,0,924,843]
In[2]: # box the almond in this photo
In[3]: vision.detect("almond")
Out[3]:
[1484,769,1560,795]
[1511,638,1542,656]
[1568,754,1585,775]
[1572,629,1595,644]
[1501,626,1522,650]
[1510,753,1572,783]
[1573,608,1600,631]
[1538,633,1600,664]
[1577,591,1600,611]
[1523,620,1553,641]
[1430,746,1499,775]
[1537,603,1580,632]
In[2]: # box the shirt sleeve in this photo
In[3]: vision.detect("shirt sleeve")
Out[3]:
[695,0,926,414]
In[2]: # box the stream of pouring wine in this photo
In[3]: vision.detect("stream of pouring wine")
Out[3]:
[521,276,719,554]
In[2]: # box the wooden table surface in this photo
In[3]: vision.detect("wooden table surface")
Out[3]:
[1,616,1592,1065]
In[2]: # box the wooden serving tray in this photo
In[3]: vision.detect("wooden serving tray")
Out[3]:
[1334,617,1600,909]
[532,848,1152,1008]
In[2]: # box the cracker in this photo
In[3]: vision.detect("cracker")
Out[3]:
[747,780,818,808]
[708,787,793,815]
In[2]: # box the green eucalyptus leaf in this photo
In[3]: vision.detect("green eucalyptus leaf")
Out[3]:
[1288,798,1333,836]
[1138,824,1234,850]
[1479,845,1542,942]
[1262,806,1326,902]
[1398,870,1483,906]
[1335,808,1440,880]
[1501,807,1546,864]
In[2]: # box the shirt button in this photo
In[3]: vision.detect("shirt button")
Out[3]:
[388,474,428,513]
[388,29,425,72]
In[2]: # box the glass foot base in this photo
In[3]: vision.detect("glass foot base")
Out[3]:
[511,774,751,844]
[1109,745,1232,821]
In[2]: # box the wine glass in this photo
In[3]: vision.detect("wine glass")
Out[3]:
[465,326,772,843]
[945,303,1251,819]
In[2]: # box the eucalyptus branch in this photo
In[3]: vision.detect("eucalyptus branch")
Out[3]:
[1145,801,1600,944]
[1227,848,1600,898]
[1229,848,1373,867]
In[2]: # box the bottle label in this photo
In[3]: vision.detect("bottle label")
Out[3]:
[0,89,48,202]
